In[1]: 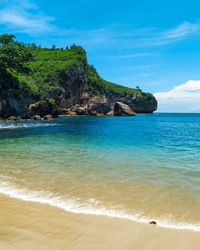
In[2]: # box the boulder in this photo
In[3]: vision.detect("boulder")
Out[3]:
[88,103,111,115]
[44,114,53,120]
[27,100,61,118]
[31,115,41,120]
[90,110,97,116]
[0,97,35,119]
[69,112,76,116]
[8,116,17,121]
[60,108,71,115]
[76,107,88,115]
[70,106,88,115]
[128,95,157,114]
[106,110,114,116]
[114,102,136,116]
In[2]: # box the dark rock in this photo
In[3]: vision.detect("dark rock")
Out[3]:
[59,65,86,108]
[76,107,88,115]
[149,221,157,225]
[89,110,97,116]
[44,87,65,105]
[31,115,41,120]
[60,108,71,115]
[27,100,61,118]
[88,103,111,115]
[128,96,157,113]
[51,108,61,118]
[114,102,136,116]
[80,92,90,105]
[70,106,88,115]
[0,97,35,119]
[70,106,80,112]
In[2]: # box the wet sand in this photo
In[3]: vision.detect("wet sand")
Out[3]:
[0,194,199,250]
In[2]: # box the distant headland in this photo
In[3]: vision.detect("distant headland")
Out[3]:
[0,34,157,120]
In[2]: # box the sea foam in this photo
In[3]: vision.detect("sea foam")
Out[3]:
[0,180,199,232]
[0,122,57,130]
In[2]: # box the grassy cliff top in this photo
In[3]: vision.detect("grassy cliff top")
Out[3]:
[26,45,153,98]
[0,37,156,103]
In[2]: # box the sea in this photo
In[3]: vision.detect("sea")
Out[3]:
[0,113,200,231]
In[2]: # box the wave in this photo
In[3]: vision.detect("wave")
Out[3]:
[0,180,199,232]
[0,121,57,130]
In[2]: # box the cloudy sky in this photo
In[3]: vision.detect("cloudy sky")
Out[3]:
[1,0,200,112]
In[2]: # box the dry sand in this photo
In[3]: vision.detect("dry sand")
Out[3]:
[0,194,199,250]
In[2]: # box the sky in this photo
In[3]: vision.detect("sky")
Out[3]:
[0,0,200,112]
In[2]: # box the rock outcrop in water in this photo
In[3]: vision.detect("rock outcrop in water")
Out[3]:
[0,35,157,119]
[114,102,136,116]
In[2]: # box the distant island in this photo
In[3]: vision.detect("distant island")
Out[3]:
[0,34,157,120]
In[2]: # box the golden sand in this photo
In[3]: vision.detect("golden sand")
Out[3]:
[0,194,199,250]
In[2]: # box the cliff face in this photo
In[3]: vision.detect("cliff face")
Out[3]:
[0,70,37,118]
[59,65,87,108]
[0,45,157,119]
[126,96,157,113]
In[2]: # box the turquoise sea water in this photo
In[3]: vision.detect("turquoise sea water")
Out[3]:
[0,113,200,231]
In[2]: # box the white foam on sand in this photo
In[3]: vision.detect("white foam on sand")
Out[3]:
[0,180,199,232]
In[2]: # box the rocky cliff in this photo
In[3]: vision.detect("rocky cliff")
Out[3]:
[0,44,157,119]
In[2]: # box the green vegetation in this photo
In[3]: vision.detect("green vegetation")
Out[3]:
[0,33,156,108]
[86,64,143,98]
[0,34,36,98]
[48,98,55,105]
[0,34,32,74]
[27,44,87,96]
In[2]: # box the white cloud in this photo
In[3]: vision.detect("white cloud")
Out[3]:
[110,53,155,59]
[142,22,200,46]
[163,22,200,39]
[154,80,200,112]
[0,0,55,34]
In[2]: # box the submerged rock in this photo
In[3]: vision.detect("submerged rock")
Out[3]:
[114,102,136,116]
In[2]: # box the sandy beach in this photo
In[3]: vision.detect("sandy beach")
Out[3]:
[0,194,199,250]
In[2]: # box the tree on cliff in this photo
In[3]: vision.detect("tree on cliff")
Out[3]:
[0,34,33,74]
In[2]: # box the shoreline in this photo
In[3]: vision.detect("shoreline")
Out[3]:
[0,194,200,250]
[0,180,199,233]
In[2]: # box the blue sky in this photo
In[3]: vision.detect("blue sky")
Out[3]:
[1,0,200,112]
